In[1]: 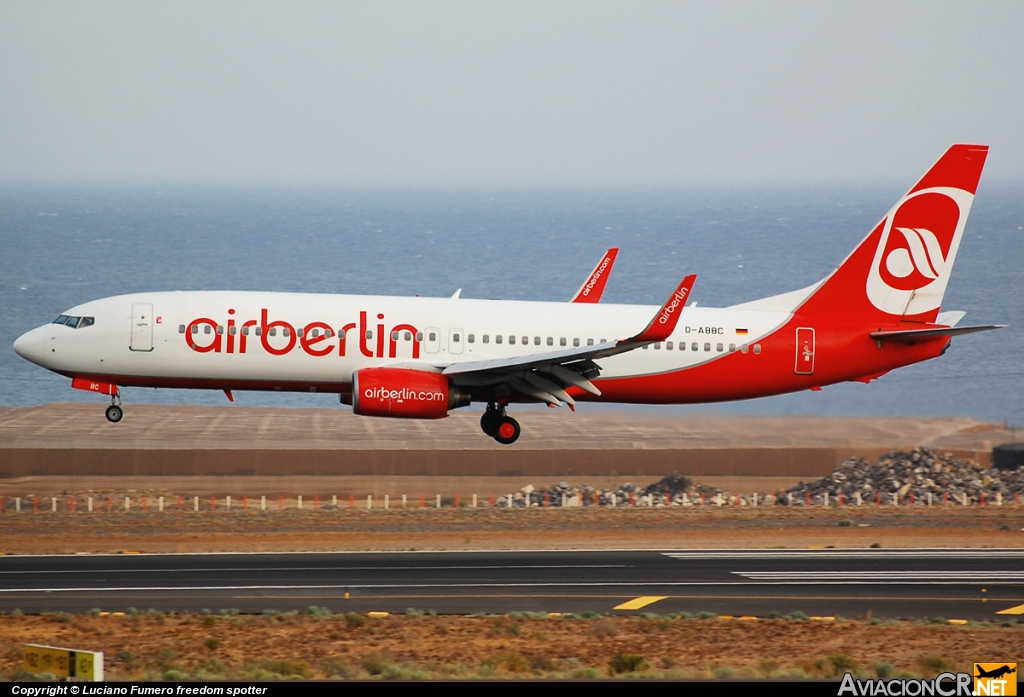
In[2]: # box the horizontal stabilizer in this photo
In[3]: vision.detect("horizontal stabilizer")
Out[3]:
[870,324,1006,342]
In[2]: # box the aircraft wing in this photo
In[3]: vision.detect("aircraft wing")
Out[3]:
[443,274,696,405]
[569,248,619,303]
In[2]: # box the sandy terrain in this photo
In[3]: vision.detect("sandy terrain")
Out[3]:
[2,612,1021,680]
[1,507,1021,555]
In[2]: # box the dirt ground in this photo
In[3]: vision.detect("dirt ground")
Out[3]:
[1,506,1022,555]
[2,611,1021,680]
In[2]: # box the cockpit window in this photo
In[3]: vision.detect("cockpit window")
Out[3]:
[51,315,94,329]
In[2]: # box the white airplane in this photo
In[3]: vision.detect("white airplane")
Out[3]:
[13,145,1004,444]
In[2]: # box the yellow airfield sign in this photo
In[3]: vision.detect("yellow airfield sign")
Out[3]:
[24,643,104,681]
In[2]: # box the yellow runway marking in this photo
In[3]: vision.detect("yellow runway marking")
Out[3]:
[613,596,668,610]
[997,603,1024,615]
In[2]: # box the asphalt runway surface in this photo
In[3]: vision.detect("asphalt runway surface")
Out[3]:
[1,549,1021,620]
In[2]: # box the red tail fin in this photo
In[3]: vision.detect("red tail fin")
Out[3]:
[798,144,988,324]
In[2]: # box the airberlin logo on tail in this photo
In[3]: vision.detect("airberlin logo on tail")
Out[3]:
[866,187,974,316]
[658,286,690,325]
[581,256,613,298]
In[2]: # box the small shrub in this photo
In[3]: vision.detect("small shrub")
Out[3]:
[88,608,101,616]
[828,654,858,675]
[759,658,779,675]
[788,611,809,621]
[697,611,717,619]
[875,663,895,678]
[580,611,601,619]
[929,617,947,625]
[362,652,389,676]
[609,653,648,674]
[711,665,736,679]
[259,658,311,678]
[592,618,619,638]
[202,616,217,628]
[918,655,955,675]
[406,608,423,618]
[163,670,188,680]
[838,519,855,527]
[126,607,138,615]
[344,612,366,629]
[117,650,134,662]
[570,668,601,679]
[204,638,220,650]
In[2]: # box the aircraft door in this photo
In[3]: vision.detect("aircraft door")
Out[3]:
[424,327,440,354]
[130,303,154,352]
[795,327,814,375]
[448,328,464,354]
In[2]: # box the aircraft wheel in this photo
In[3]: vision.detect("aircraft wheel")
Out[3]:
[481,407,501,433]
[493,416,520,445]
[105,405,123,423]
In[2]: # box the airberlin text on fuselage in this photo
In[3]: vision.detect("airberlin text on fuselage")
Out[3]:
[185,309,420,359]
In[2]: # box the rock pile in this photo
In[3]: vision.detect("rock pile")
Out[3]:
[495,472,772,507]
[778,447,1024,505]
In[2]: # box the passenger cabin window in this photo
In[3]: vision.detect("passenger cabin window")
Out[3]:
[229,326,236,336]
[704,342,711,351]
[667,341,673,350]
[753,344,762,354]
[269,327,276,336]
[534,336,540,345]
[573,338,580,347]
[255,327,262,336]
[654,342,661,350]
[521,336,528,345]
[452,333,460,343]
[482,334,489,344]
[204,325,212,335]
[509,335,516,345]
[283,327,290,337]
[468,334,474,343]
[716,343,723,352]
[178,325,186,334]
[192,325,199,335]
[428,332,436,341]
[560,338,566,346]
[547,337,553,346]
[691,342,698,351]
[416,332,423,341]
[495,335,502,344]
[587,338,594,346]
[216,326,224,335]
[406,331,413,341]
[740,344,748,354]
[242,327,249,336]
[392,331,399,341]
[729,343,736,352]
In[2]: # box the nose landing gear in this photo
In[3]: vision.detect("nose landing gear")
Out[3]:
[105,391,123,423]
[480,403,520,445]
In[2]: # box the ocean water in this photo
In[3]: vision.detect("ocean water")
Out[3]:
[1,183,1022,424]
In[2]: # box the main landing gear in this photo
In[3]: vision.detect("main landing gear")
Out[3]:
[480,403,520,445]
[105,393,123,423]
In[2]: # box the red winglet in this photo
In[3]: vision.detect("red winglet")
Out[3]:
[570,248,619,303]
[628,274,697,343]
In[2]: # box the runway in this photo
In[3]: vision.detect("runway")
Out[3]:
[1,549,1021,620]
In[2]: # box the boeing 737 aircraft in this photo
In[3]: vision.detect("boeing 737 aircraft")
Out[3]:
[13,145,1003,444]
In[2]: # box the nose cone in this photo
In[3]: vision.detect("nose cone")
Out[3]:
[13,326,45,365]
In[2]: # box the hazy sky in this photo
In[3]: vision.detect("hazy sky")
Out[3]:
[2,1,1022,185]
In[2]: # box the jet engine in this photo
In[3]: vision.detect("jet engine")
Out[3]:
[351,367,470,419]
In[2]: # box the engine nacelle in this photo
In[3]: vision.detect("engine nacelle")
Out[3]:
[351,368,469,419]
